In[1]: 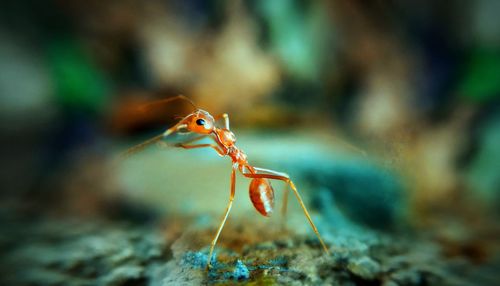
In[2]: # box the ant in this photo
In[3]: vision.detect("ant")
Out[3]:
[123,95,330,270]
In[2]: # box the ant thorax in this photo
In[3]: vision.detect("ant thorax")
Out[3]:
[214,128,236,147]
[228,146,248,165]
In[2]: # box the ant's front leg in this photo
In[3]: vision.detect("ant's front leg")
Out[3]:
[242,168,330,254]
[207,164,237,270]
[175,136,226,156]
[158,134,226,156]
[121,134,165,159]
[176,143,226,157]
[122,122,206,159]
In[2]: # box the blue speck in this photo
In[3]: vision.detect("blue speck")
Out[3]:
[224,260,249,280]
[181,251,215,269]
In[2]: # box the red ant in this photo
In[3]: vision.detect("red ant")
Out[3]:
[123,95,330,269]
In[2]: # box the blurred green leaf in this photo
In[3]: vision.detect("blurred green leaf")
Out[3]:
[458,48,500,102]
[47,39,110,113]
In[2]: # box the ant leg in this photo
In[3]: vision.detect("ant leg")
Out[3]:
[214,113,230,129]
[172,134,208,145]
[207,164,237,270]
[177,143,221,151]
[241,169,330,254]
[174,135,226,156]
[281,184,289,220]
[121,133,165,159]
[163,122,188,137]
[123,133,210,158]
[121,95,197,158]
[176,143,226,157]
[177,143,216,149]
[123,112,196,158]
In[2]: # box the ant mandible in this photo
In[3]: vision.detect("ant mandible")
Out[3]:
[123,95,330,270]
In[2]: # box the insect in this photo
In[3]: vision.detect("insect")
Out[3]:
[123,95,330,269]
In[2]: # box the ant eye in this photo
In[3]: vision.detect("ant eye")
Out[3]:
[196,119,206,126]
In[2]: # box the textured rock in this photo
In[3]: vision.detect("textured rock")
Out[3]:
[347,256,381,280]
[0,218,168,286]
[0,209,492,285]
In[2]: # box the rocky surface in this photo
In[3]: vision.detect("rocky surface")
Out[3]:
[2,212,495,286]
[0,217,168,286]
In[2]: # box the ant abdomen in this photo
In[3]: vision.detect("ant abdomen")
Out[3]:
[249,178,275,217]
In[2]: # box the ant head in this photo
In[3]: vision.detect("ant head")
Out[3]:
[182,109,215,134]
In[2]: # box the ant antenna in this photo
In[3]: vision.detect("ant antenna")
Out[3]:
[121,96,197,159]
[139,95,198,112]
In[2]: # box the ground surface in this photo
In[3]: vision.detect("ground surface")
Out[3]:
[1,213,494,286]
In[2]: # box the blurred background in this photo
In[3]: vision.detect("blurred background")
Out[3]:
[0,0,499,285]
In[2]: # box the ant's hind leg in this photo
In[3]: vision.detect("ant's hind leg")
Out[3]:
[242,169,330,254]
[206,164,237,270]
[281,185,289,228]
